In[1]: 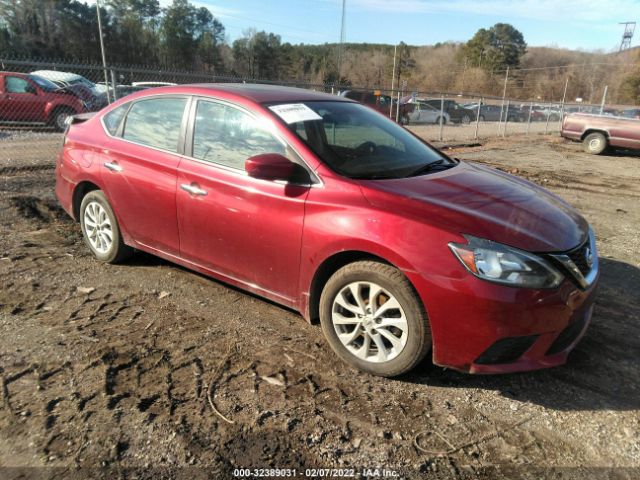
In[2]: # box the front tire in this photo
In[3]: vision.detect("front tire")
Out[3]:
[79,190,133,263]
[582,132,607,155]
[319,261,431,377]
[461,114,471,124]
[50,107,74,132]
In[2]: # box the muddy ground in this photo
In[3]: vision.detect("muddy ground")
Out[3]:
[0,133,638,479]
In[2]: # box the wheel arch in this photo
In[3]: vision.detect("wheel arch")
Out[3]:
[581,128,609,141]
[306,249,424,325]
[72,180,101,221]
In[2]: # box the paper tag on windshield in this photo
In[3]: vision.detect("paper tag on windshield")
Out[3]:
[269,103,322,124]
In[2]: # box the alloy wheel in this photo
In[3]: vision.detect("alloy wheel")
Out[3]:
[331,281,408,363]
[83,201,113,254]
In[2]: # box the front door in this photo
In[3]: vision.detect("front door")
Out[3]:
[1,76,45,122]
[177,99,309,303]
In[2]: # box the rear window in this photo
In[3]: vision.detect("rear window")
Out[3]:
[103,103,129,136]
[122,97,187,152]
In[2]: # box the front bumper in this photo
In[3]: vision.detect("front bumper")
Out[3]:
[407,251,599,374]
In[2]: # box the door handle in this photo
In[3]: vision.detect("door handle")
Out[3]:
[104,161,123,172]
[180,183,207,196]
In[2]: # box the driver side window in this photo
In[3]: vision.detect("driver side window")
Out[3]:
[6,77,31,94]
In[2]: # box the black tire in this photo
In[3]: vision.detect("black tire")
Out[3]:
[401,115,410,126]
[582,132,608,155]
[435,116,446,125]
[49,107,74,132]
[79,190,133,263]
[461,114,471,125]
[479,115,485,122]
[319,261,431,377]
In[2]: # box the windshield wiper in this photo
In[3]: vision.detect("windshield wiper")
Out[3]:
[406,159,452,177]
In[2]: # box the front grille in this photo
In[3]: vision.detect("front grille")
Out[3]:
[546,314,588,355]
[475,335,539,365]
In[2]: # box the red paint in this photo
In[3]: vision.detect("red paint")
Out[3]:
[0,72,85,124]
[56,84,598,374]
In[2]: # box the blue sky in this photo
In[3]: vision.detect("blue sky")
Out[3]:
[188,0,639,51]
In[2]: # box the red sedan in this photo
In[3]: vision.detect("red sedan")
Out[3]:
[55,84,599,376]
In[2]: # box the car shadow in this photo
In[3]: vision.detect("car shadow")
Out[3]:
[402,257,640,412]
[607,147,640,158]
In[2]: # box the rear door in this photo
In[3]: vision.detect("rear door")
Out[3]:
[176,98,310,303]
[98,96,189,256]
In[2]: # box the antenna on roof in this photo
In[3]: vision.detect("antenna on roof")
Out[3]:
[619,22,636,52]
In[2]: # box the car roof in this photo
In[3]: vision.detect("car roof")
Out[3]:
[32,70,85,81]
[147,83,351,104]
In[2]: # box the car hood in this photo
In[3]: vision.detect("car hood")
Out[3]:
[359,161,588,253]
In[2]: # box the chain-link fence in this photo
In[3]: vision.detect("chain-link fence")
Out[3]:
[1,57,639,177]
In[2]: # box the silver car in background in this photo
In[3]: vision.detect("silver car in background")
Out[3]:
[406,101,451,124]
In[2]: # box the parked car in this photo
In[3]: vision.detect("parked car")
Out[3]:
[57,84,598,376]
[465,104,524,122]
[0,72,88,130]
[622,108,640,120]
[561,112,640,154]
[131,81,178,88]
[406,101,450,124]
[339,90,414,124]
[520,104,561,122]
[32,70,107,109]
[419,99,474,124]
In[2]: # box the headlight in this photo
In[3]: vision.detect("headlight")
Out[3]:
[449,236,563,289]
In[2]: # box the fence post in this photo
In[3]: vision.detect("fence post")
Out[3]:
[526,101,533,135]
[544,102,551,135]
[110,69,118,101]
[498,66,509,135]
[559,77,569,131]
[503,99,509,137]
[439,94,444,142]
[474,97,481,140]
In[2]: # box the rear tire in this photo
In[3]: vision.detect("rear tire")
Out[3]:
[582,132,607,155]
[461,114,471,124]
[479,115,485,122]
[436,116,446,125]
[79,190,133,263]
[319,261,431,377]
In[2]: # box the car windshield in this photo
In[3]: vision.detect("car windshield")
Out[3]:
[28,75,59,92]
[270,101,454,180]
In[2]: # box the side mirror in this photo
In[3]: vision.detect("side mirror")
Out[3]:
[245,153,297,182]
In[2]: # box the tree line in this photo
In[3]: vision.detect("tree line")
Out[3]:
[1,0,638,104]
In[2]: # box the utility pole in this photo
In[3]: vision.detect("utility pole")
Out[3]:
[337,0,346,84]
[96,0,111,103]
[600,85,608,115]
[390,44,397,118]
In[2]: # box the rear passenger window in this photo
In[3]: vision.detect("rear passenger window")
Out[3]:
[103,103,129,136]
[192,101,286,170]
[123,97,187,152]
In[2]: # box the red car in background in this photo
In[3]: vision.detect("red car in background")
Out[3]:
[56,84,598,376]
[0,72,88,130]
[339,89,414,124]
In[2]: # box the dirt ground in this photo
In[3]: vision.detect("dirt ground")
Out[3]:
[0,132,639,480]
